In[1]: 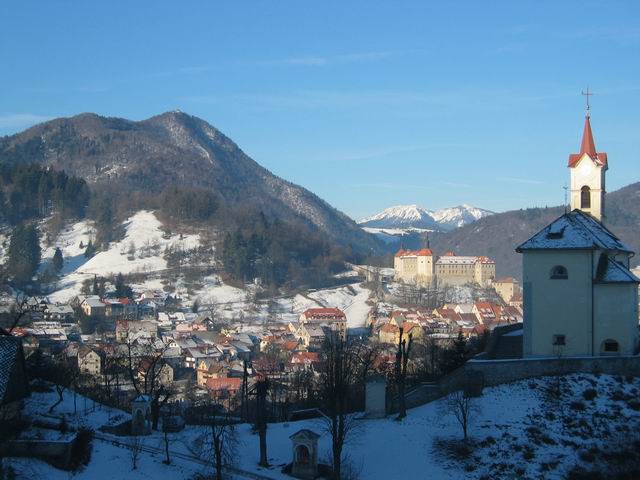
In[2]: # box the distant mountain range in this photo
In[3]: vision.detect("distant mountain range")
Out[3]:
[0,111,382,253]
[359,204,494,232]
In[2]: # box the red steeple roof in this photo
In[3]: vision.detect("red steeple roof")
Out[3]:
[568,115,608,169]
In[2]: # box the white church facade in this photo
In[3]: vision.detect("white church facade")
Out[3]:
[517,112,639,358]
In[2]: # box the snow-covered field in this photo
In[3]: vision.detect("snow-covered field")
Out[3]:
[8,374,640,479]
[46,211,200,302]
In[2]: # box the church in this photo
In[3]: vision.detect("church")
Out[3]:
[516,108,639,358]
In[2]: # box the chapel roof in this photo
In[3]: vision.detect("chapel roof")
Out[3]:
[516,209,632,253]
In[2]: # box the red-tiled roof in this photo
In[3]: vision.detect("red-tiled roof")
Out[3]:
[291,352,320,364]
[205,377,242,391]
[395,249,433,257]
[302,308,346,320]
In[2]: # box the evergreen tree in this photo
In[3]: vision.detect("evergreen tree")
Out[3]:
[7,223,41,284]
[52,247,64,272]
[84,240,96,258]
[114,273,133,298]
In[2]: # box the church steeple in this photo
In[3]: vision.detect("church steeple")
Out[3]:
[568,98,607,222]
[579,115,597,159]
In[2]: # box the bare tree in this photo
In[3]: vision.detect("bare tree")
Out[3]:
[395,328,413,420]
[124,332,174,430]
[129,436,143,470]
[194,402,238,480]
[0,294,28,335]
[318,333,361,480]
[442,390,479,443]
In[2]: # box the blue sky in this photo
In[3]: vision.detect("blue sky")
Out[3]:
[1,1,639,220]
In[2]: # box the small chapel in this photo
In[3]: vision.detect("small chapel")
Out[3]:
[516,103,639,358]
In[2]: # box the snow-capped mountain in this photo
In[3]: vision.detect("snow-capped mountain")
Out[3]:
[358,204,441,230]
[359,204,494,231]
[430,204,495,230]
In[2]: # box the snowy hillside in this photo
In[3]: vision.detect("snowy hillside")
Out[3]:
[44,211,201,302]
[9,373,639,479]
[359,204,494,232]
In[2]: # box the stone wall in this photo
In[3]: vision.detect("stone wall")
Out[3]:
[0,438,74,469]
[467,355,640,387]
[403,355,640,410]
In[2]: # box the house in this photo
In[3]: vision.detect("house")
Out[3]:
[517,111,639,358]
[206,377,243,399]
[77,346,103,376]
[472,302,499,325]
[116,319,158,343]
[196,360,228,387]
[137,358,174,386]
[80,296,106,317]
[0,335,30,421]
[103,297,138,319]
[289,352,321,372]
[378,322,399,345]
[297,324,328,351]
[299,308,347,339]
[44,304,75,322]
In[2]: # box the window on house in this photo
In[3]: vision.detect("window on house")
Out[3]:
[552,334,566,346]
[581,186,591,209]
[602,339,619,353]
[550,265,568,280]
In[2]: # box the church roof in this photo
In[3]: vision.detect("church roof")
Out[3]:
[568,115,608,169]
[516,210,633,253]
[594,255,640,284]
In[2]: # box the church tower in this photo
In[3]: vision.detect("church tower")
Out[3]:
[568,106,607,222]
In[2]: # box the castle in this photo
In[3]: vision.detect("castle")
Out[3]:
[394,249,496,288]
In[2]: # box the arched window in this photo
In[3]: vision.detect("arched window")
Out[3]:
[581,186,591,209]
[550,265,568,280]
[296,445,310,464]
[601,339,619,354]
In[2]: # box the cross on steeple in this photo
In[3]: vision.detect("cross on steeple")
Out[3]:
[581,87,594,116]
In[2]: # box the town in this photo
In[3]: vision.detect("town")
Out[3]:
[2,2,640,479]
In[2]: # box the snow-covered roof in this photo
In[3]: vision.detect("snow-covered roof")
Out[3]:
[595,256,640,284]
[516,210,633,253]
[436,256,477,265]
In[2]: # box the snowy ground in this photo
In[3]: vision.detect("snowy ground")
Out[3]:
[7,374,640,479]
[45,211,200,302]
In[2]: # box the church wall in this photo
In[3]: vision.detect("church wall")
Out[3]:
[593,283,639,355]
[523,251,593,358]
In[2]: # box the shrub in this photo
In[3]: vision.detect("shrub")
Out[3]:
[69,428,94,471]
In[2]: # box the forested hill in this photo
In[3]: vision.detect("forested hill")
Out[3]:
[0,111,381,253]
[428,182,640,279]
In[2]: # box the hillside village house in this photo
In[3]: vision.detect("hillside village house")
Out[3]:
[77,346,103,376]
[299,308,347,339]
[517,111,639,358]
[394,249,496,288]
[80,296,106,317]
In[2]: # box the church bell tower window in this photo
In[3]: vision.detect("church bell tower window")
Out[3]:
[580,186,591,209]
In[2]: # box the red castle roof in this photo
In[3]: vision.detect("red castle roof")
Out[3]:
[568,115,608,169]
[395,249,433,257]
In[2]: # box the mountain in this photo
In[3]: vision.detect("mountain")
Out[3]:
[359,204,441,230]
[430,204,495,230]
[359,204,493,231]
[0,111,381,252]
[428,182,640,279]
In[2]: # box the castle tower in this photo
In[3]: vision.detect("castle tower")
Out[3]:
[568,108,607,222]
